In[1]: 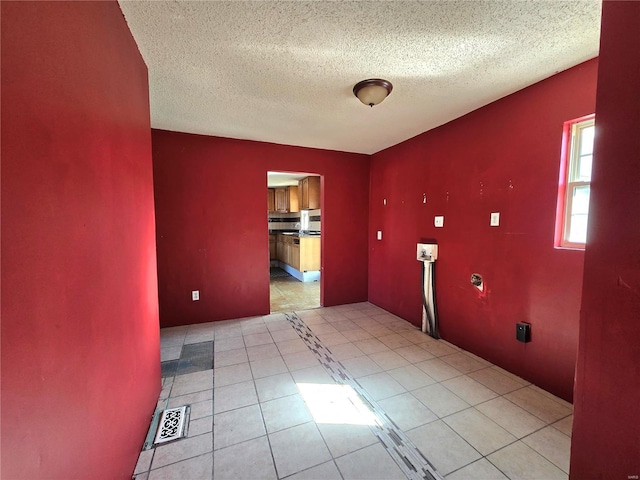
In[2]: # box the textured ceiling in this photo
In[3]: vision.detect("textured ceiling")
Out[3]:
[119,0,601,155]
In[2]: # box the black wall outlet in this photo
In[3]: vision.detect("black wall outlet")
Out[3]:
[516,322,531,343]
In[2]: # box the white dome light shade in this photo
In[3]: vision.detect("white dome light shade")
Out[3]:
[353,79,393,107]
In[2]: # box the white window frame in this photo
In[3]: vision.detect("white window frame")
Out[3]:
[557,115,595,249]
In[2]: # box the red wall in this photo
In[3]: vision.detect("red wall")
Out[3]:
[571,2,640,477]
[152,130,369,327]
[369,59,599,401]
[1,2,160,479]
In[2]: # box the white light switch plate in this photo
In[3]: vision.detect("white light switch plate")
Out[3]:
[377,231,382,240]
[434,216,444,228]
[192,290,200,301]
[490,212,500,226]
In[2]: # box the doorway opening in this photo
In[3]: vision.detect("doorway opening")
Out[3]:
[267,171,322,313]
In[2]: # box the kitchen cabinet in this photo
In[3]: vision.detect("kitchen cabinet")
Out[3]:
[269,234,276,261]
[276,234,320,273]
[287,186,299,213]
[268,189,275,212]
[274,188,288,212]
[273,186,299,213]
[298,176,320,210]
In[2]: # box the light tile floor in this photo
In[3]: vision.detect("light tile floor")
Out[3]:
[269,271,320,313]
[141,303,573,480]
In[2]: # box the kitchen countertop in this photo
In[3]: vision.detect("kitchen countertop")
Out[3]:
[270,231,321,237]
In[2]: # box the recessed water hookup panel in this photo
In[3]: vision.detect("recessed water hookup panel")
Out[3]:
[417,243,438,262]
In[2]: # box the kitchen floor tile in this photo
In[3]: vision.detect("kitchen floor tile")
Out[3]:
[421,341,459,358]
[213,436,277,480]
[188,416,213,437]
[170,370,213,397]
[213,404,266,450]
[340,356,383,378]
[261,393,314,433]
[268,422,332,478]
[356,372,406,400]
[254,372,299,402]
[148,453,212,480]
[243,332,274,347]
[487,441,568,480]
[276,337,309,355]
[368,350,410,370]
[467,366,525,395]
[406,420,481,475]
[327,342,365,361]
[352,338,390,355]
[387,365,436,391]
[443,408,517,456]
[394,345,435,363]
[213,347,248,367]
[247,343,281,361]
[522,426,571,473]
[250,355,288,379]
[377,392,438,430]
[441,375,498,405]
[213,379,258,414]
[551,415,573,437]
[445,458,509,480]
[316,423,378,458]
[283,350,320,371]
[413,383,471,418]
[341,328,374,342]
[167,390,212,409]
[476,397,547,438]
[335,443,406,480]
[377,333,414,349]
[151,434,212,470]
[214,336,245,352]
[213,362,252,387]
[440,352,488,373]
[415,358,464,382]
[504,387,573,424]
[271,328,300,342]
[286,461,343,480]
[189,399,213,420]
[290,365,335,385]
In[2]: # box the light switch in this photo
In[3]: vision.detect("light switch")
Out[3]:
[490,212,500,226]
[434,216,444,228]
[377,231,382,240]
[192,290,200,301]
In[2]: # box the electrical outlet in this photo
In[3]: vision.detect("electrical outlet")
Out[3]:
[192,290,200,301]
[377,231,382,240]
[490,212,500,226]
[434,216,444,228]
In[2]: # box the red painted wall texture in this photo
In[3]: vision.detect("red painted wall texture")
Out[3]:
[369,59,599,401]
[571,2,640,477]
[152,130,370,327]
[1,2,160,479]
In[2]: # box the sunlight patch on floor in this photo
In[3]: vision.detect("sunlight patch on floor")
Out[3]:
[297,383,379,426]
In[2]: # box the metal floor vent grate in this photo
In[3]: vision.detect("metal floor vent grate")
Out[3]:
[154,406,188,445]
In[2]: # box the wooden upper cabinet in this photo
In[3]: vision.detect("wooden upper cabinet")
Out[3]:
[274,188,288,212]
[299,176,320,210]
[273,186,299,213]
[268,188,275,212]
[287,186,299,213]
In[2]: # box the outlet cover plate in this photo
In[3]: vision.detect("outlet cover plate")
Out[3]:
[490,212,500,226]
[192,290,200,301]
[434,216,444,228]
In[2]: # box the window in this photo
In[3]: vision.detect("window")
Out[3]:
[556,115,595,248]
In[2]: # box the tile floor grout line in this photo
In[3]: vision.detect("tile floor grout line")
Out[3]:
[285,311,444,480]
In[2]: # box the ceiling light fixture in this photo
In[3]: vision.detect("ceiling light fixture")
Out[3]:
[353,78,393,107]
